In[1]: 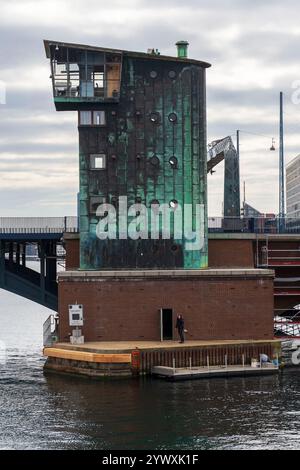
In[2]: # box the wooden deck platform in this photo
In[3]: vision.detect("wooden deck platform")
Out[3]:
[52,339,280,354]
[152,364,279,381]
[43,339,281,378]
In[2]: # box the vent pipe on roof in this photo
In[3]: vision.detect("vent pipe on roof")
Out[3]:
[176,40,189,58]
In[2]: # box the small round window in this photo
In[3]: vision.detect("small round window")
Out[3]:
[168,112,177,123]
[169,199,178,209]
[169,156,178,168]
[150,155,160,167]
[150,199,159,207]
[171,244,178,252]
[111,196,118,207]
[150,70,157,79]
[168,70,176,79]
[150,112,160,123]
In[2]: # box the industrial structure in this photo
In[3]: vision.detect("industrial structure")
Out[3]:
[44,39,209,270]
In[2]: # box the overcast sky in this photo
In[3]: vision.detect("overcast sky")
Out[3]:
[1,0,300,217]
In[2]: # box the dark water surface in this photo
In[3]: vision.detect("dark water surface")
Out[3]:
[0,289,299,450]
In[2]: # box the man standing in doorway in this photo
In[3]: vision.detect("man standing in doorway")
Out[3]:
[176,314,185,343]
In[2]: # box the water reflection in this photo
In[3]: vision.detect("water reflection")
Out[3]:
[0,289,299,450]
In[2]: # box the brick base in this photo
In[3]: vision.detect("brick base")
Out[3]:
[58,269,274,342]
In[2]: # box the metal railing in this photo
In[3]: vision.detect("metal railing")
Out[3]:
[274,318,300,338]
[0,216,78,234]
[1,216,300,235]
[208,217,300,234]
[43,314,58,346]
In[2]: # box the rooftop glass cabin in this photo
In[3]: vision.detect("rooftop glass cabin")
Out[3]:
[44,41,122,110]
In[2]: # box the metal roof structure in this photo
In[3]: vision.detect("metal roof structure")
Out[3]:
[43,39,211,68]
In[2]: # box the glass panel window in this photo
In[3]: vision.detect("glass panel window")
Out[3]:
[93,111,106,126]
[79,111,92,125]
[90,154,106,170]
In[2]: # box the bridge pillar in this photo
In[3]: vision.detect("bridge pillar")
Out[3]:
[40,241,46,305]
[45,241,57,293]
[22,244,26,267]
[16,244,20,265]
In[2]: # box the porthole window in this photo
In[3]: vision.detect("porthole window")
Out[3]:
[169,199,178,209]
[168,112,177,123]
[150,155,160,167]
[150,199,160,207]
[111,196,118,207]
[169,156,178,168]
[150,112,160,123]
[171,244,178,252]
[168,70,176,79]
[150,70,158,79]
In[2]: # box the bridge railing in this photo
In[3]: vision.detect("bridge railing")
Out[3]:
[0,216,78,234]
[1,216,300,235]
[208,217,300,234]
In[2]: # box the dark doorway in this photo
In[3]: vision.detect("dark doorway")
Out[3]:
[160,308,173,340]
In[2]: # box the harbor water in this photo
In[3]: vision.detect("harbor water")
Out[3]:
[0,289,300,450]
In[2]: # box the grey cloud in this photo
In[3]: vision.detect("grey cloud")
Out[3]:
[0,187,77,217]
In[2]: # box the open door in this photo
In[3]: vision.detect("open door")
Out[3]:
[160,308,173,341]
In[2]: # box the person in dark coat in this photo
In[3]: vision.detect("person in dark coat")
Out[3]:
[176,314,185,343]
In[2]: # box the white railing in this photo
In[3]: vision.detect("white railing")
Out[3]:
[43,314,57,347]
[0,216,78,234]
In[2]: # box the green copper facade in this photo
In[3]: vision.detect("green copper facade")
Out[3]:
[44,40,210,270]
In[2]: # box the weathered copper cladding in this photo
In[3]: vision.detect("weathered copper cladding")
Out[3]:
[44,40,211,269]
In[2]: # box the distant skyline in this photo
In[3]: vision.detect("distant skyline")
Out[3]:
[1,0,300,216]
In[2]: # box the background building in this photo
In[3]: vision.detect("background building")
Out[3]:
[286,154,300,219]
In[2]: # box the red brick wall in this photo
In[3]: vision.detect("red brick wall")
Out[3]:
[65,238,80,270]
[58,274,274,342]
[208,239,255,268]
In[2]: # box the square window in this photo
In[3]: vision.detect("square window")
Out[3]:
[79,111,92,125]
[90,154,106,169]
[93,111,106,126]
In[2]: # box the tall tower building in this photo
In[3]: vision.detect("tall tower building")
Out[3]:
[44,40,210,270]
